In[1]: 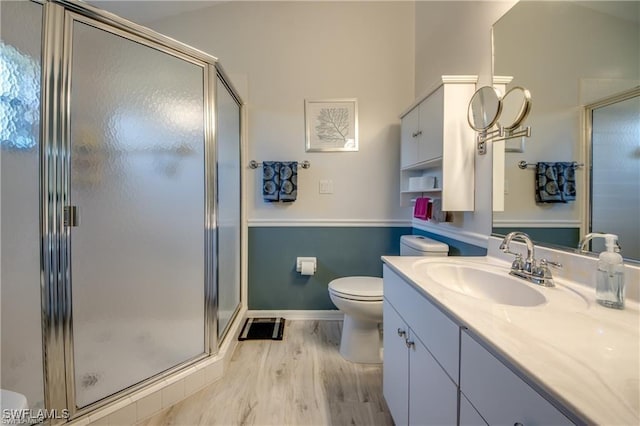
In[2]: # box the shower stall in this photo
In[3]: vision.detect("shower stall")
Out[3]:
[1,0,242,419]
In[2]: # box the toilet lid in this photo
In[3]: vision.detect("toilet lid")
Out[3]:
[0,389,28,411]
[328,276,383,301]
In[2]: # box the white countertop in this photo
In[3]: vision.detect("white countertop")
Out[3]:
[381,254,640,425]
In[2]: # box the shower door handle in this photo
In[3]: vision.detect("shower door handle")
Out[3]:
[64,205,79,227]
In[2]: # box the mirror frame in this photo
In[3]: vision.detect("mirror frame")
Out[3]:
[467,86,502,131]
[499,86,531,131]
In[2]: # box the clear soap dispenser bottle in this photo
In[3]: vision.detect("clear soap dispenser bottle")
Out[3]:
[587,233,626,309]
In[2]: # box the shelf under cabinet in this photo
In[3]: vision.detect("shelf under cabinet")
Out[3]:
[401,156,443,172]
[401,188,442,194]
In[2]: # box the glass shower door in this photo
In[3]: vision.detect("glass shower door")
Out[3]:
[591,92,640,259]
[216,76,241,338]
[0,0,45,410]
[68,18,207,407]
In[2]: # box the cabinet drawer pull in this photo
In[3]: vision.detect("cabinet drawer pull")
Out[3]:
[514,423,524,426]
[405,339,415,349]
[397,328,406,337]
[416,130,422,136]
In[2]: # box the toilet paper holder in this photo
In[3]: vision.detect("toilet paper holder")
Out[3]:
[296,257,317,274]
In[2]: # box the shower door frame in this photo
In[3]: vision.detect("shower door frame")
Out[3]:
[40,0,227,419]
[215,64,244,343]
[582,86,640,260]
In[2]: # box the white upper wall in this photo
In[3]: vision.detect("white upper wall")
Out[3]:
[150,1,415,224]
[415,1,515,96]
[149,0,520,237]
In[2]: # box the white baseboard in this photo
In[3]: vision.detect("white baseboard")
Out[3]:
[246,310,344,321]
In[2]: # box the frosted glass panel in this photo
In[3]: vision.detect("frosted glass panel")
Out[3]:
[0,0,45,410]
[70,21,205,407]
[591,95,640,259]
[216,78,241,337]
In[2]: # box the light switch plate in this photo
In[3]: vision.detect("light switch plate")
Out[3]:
[319,179,333,194]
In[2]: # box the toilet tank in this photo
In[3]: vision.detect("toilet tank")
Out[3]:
[400,235,449,256]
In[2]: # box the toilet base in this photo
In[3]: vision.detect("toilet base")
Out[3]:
[339,315,382,364]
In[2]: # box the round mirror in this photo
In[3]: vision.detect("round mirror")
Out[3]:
[467,86,502,131]
[498,86,531,131]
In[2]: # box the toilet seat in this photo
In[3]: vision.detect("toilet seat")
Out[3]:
[328,276,383,301]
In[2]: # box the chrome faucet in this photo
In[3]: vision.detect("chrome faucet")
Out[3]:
[499,231,536,273]
[499,232,561,287]
[578,232,622,253]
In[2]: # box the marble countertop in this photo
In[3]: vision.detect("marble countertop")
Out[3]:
[381,255,640,425]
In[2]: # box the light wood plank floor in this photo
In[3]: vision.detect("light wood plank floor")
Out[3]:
[139,320,393,426]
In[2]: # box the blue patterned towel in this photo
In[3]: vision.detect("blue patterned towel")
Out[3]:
[262,161,280,202]
[535,162,576,203]
[262,161,298,202]
[279,161,298,202]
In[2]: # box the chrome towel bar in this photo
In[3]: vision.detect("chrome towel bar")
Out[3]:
[249,160,310,169]
[517,161,584,170]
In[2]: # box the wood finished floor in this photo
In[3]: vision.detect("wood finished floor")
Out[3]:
[139,320,393,426]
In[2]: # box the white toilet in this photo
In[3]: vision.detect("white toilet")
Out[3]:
[328,235,449,363]
[1,389,29,425]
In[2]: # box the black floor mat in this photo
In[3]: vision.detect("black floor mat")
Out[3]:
[238,317,285,341]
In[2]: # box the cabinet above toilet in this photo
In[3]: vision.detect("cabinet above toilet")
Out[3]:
[399,76,477,211]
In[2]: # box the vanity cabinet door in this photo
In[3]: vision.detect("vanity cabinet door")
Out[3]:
[459,393,488,426]
[383,299,409,426]
[384,265,459,383]
[408,333,458,425]
[461,331,573,426]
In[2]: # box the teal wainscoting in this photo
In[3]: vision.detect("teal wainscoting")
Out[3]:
[248,226,411,310]
[412,228,487,256]
[492,227,580,248]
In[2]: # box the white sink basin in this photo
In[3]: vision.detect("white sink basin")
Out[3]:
[414,261,547,307]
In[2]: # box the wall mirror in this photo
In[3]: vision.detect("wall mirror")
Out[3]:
[492,0,639,262]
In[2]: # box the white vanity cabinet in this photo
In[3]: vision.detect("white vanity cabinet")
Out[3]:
[460,331,573,426]
[383,266,459,425]
[382,301,409,425]
[459,393,487,426]
[399,75,477,210]
[382,262,578,426]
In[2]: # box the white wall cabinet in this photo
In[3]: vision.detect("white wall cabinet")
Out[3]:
[399,75,477,210]
[382,264,577,426]
[400,87,444,168]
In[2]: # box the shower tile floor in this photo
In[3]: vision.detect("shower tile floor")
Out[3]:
[139,320,393,426]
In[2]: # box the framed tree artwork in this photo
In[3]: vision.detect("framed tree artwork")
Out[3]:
[304,98,358,152]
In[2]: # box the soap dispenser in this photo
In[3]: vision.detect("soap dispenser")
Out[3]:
[581,233,625,309]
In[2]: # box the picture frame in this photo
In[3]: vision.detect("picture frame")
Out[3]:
[305,98,358,152]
